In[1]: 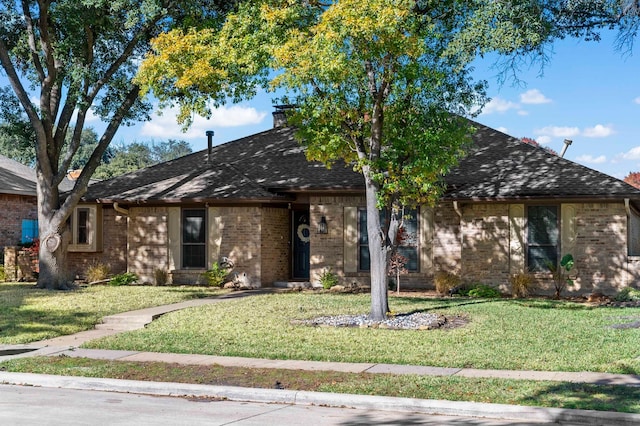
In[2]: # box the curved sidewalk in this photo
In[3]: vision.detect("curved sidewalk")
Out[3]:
[1,291,640,425]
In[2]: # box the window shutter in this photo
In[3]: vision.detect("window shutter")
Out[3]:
[167,207,181,271]
[419,206,434,273]
[561,204,577,256]
[509,204,525,274]
[344,207,358,273]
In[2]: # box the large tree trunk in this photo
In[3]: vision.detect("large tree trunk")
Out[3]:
[35,171,72,290]
[364,167,389,321]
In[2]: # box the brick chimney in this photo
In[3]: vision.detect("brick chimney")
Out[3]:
[272,105,295,128]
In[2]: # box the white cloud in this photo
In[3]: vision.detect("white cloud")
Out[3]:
[536,135,552,145]
[621,146,640,160]
[634,96,640,104]
[140,104,267,140]
[534,126,580,138]
[575,154,607,164]
[496,126,509,133]
[582,124,614,138]
[480,97,519,115]
[520,89,552,105]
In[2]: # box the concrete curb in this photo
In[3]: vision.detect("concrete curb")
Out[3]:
[2,372,640,425]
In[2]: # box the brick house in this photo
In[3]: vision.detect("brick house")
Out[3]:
[71,118,640,295]
[0,155,39,255]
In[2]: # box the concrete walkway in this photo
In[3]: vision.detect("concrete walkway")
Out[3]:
[1,291,640,425]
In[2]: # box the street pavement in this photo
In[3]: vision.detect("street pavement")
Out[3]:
[1,290,640,425]
[1,384,556,426]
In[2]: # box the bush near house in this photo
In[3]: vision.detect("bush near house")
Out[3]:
[109,272,138,286]
[434,271,461,295]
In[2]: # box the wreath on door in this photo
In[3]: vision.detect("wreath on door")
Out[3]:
[296,224,311,243]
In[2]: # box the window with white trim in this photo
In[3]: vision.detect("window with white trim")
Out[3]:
[68,205,101,252]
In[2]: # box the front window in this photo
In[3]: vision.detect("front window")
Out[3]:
[68,205,101,252]
[527,205,559,272]
[182,209,206,268]
[77,208,89,244]
[358,208,419,272]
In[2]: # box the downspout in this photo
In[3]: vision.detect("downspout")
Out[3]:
[625,198,631,287]
[113,202,129,216]
[453,201,463,218]
[625,198,631,216]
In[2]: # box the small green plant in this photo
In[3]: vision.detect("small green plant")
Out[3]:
[153,268,169,286]
[202,262,230,287]
[614,286,640,302]
[0,265,5,282]
[85,263,110,283]
[319,268,339,289]
[465,283,501,298]
[547,254,575,299]
[510,272,535,298]
[109,272,138,286]
[434,271,461,295]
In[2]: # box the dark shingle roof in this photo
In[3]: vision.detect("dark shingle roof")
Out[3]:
[82,123,640,203]
[444,122,640,200]
[83,127,363,203]
[0,154,37,196]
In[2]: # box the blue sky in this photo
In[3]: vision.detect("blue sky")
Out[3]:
[3,30,639,180]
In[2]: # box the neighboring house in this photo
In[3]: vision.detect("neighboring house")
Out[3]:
[1,154,75,268]
[72,115,640,295]
[0,155,39,255]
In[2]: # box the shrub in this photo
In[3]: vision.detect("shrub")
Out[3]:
[465,283,501,298]
[319,268,339,289]
[510,272,535,298]
[202,262,229,287]
[0,265,5,282]
[614,286,640,302]
[547,253,576,299]
[153,268,169,286]
[434,271,461,295]
[85,263,110,283]
[109,272,138,286]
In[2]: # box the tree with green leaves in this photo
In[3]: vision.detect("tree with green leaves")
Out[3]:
[93,139,191,180]
[137,0,640,319]
[138,0,488,320]
[0,86,35,165]
[0,0,240,289]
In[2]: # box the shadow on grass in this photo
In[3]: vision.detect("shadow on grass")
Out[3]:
[520,381,640,414]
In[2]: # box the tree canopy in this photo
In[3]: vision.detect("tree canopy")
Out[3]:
[93,139,192,180]
[0,0,239,289]
[136,0,640,319]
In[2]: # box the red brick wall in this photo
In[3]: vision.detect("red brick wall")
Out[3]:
[0,194,37,256]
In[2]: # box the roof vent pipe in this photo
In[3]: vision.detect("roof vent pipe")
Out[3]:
[560,139,572,158]
[206,130,214,163]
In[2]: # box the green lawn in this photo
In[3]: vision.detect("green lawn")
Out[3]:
[81,292,640,374]
[0,282,225,344]
[2,286,640,413]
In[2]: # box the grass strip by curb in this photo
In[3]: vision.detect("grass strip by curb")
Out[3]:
[1,356,639,414]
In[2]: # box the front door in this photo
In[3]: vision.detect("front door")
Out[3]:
[292,210,310,279]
